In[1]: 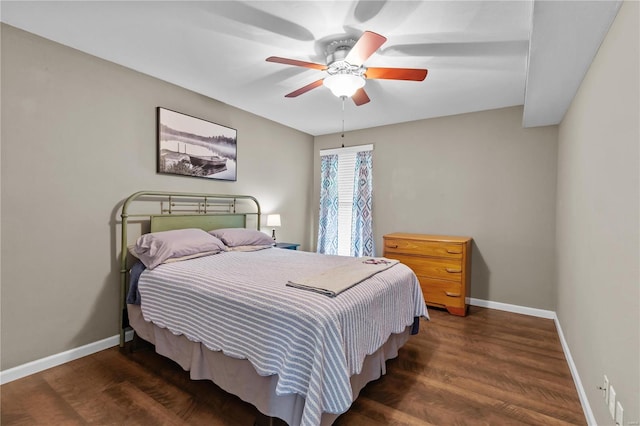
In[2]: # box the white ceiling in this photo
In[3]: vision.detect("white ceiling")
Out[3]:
[0,1,621,136]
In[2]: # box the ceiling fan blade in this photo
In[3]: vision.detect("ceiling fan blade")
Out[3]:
[345,31,387,66]
[380,40,529,57]
[352,88,370,106]
[285,79,324,98]
[353,0,387,23]
[266,56,327,71]
[366,67,428,81]
[210,2,315,41]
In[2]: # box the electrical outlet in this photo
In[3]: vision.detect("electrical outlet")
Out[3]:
[604,375,610,403]
[615,401,624,425]
[609,385,617,418]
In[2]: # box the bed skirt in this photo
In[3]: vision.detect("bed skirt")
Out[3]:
[127,304,411,425]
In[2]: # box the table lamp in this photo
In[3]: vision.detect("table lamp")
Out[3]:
[266,214,281,241]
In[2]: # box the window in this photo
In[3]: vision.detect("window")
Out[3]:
[317,144,374,257]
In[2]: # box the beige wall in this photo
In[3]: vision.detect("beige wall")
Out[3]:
[0,25,314,370]
[314,106,559,310]
[557,1,639,423]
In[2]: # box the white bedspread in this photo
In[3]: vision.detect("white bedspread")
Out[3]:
[137,248,427,426]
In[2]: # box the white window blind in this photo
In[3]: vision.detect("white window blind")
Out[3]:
[337,152,356,256]
[320,144,373,256]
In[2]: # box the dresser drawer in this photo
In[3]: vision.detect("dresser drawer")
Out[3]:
[383,238,463,259]
[419,277,465,308]
[389,253,463,282]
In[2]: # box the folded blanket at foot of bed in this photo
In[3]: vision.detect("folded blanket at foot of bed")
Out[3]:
[286,257,399,297]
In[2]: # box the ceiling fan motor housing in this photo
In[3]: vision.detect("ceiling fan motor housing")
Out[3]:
[326,39,353,62]
[326,39,366,77]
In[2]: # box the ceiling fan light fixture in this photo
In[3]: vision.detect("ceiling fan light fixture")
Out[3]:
[323,74,365,98]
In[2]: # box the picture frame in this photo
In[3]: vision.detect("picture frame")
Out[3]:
[157,107,237,181]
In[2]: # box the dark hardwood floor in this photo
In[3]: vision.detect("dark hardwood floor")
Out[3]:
[1,306,586,425]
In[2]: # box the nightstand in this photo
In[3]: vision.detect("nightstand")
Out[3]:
[274,242,300,250]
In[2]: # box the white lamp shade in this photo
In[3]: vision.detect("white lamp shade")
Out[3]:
[266,214,281,227]
[323,74,365,98]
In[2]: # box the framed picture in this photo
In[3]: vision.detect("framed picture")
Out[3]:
[157,107,237,181]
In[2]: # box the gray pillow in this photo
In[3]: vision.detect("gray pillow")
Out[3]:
[132,228,226,270]
[209,228,274,247]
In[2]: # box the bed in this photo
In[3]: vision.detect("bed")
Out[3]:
[119,191,428,426]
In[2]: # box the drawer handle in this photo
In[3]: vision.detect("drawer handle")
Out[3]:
[387,244,398,249]
[445,291,461,297]
[447,249,462,254]
[445,268,462,273]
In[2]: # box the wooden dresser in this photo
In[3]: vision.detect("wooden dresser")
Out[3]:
[383,233,472,316]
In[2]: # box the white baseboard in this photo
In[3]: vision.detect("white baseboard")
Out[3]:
[553,315,596,425]
[468,297,556,319]
[0,330,134,385]
[468,297,594,425]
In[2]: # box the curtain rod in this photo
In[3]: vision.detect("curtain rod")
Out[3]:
[319,144,374,156]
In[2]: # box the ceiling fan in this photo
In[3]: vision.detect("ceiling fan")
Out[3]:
[266,31,428,106]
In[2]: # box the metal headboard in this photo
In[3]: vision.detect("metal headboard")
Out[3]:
[118,191,262,346]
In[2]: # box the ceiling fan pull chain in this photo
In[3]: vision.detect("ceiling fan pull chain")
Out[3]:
[341,96,345,138]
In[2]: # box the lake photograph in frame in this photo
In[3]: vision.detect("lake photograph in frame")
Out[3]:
[157,107,237,181]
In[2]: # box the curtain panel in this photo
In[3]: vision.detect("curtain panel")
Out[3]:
[317,154,339,254]
[351,150,375,257]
